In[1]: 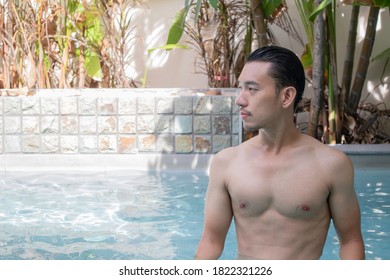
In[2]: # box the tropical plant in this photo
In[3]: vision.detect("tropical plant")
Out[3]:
[150,0,294,88]
[157,0,389,144]
[0,0,144,91]
[149,0,303,141]
[294,0,389,144]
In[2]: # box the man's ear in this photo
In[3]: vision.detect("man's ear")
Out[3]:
[280,87,296,109]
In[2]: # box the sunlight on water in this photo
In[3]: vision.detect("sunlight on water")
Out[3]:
[0,169,389,260]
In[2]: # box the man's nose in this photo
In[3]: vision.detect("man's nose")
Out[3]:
[235,90,247,107]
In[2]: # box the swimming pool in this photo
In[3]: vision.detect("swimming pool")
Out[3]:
[0,167,388,260]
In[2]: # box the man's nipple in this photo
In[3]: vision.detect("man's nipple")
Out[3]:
[239,202,246,208]
[297,204,310,211]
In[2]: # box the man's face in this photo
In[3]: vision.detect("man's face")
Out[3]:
[236,61,282,132]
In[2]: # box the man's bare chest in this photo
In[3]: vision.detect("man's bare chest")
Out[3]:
[226,164,330,219]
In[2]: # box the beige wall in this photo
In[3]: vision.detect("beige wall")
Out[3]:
[131,0,208,88]
[133,0,389,106]
[335,5,389,105]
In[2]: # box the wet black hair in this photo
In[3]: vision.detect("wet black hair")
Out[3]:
[247,46,305,110]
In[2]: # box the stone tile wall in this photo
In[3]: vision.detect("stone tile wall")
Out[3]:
[0,89,241,154]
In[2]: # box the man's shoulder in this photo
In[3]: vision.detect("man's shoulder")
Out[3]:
[317,143,351,164]
[214,145,240,162]
[300,134,352,166]
[308,141,353,175]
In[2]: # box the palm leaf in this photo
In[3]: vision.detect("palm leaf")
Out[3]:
[309,0,332,21]
[166,8,187,45]
[372,48,390,61]
[208,0,219,9]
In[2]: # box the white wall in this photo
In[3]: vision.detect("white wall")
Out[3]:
[132,0,389,106]
[335,5,389,105]
[131,0,208,88]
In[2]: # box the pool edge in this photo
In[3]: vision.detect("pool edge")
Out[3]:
[1,144,389,174]
[0,154,215,174]
[331,144,390,170]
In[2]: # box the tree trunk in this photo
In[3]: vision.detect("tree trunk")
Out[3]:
[341,5,359,108]
[250,0,268,47]
[308,0,325,140]
[348,6,379,113]
[326,5,339,143]
[79,26,86,88]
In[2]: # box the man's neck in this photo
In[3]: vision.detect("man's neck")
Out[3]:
[256,123,301,155]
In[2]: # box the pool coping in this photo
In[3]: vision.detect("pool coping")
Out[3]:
[330,144,390,155]
[330,144,390,170]
[0,154,214,174]
[1,144,389,174]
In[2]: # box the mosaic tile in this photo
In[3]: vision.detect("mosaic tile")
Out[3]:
[41,116,59,134]
[118,97,137,114]
[174,97,193,114]
[99,135,117,153]
[194,115,211,134]
[61,135,79,153]
[195,135,211,153]
[42,135,59,153]
[41,97,59,114]
[79,97,97,115]
[138,134,156,152]
[98,97,117,115]
[80,116,97,134]
[4,117,21,134]
[138,97,155,114]
[21,135,40,153]
[98,116,117,134]
[22,116,40,134]
[119,116,136,134]
[213,135,231,153]
[138,115,155,133]
[212,96,232,114]
[175,115,193,134]
[156,115,174,133]
[175,135,193,153]
[60,96,78,115]
[157,97,174,114]
[118,136,137,153]
[61,116,79,134]
[80,136,98,153]
[4,135,21,153]
[212,115,231,135]
[157,134,174,153]
[193,97,212,114]
[1,92,240,154]
[22,97,40,115]
[3,97,21,115]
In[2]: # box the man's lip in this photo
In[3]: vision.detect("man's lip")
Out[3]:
[240,111,250,118]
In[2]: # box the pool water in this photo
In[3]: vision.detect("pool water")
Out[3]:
[0,169,388,260]
[322,169,390,260]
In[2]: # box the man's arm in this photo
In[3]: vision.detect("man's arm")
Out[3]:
[328,153,365,260]
[195,152,233,259]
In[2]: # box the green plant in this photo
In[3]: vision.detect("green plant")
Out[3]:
[0,0,143,90]
[371,47,390,83]
[147,0,289,88]
[295,0,389,144]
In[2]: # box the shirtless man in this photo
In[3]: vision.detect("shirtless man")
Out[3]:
[195,46,365,260]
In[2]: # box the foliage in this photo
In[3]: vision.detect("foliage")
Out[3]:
[294,0,389,144]
[372,47,390,83]
[157,0,389,144]
[149,0,290,88]
[0,0,145,90]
